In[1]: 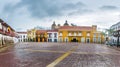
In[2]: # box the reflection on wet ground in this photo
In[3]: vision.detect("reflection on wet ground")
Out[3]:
[0,42,120,67]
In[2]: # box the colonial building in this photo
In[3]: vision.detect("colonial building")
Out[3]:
[47,30,58,42]
[0,19,16,47]
[58,25,104,43]
[36,30,47,42]
[27,29,36,42]
[27,20,104,43]
[17,32,27,42]
[110,22,120,46]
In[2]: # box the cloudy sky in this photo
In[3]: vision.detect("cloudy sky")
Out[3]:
[0,0,120,31]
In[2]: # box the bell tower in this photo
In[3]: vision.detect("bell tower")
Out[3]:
[51,21,56,30]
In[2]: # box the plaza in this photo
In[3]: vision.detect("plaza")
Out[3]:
[0,42,120,67]
[0,0,120,67]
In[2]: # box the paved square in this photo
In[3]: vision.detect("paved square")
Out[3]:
[0,42,120,67]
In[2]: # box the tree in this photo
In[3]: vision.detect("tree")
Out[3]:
[105,29,114,36]
[101,31,107,36]
[101,28,114,43]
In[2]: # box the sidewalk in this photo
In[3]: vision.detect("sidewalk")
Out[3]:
[0,44,14,52]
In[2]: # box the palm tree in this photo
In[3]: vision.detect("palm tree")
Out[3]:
[105,29,114,36]
[102,32,106,36]
[101,29,114,44]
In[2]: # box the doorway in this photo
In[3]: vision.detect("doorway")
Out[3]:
[71,38,78,42]
[87,39,90,43]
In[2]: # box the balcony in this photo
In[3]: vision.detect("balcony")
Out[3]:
[74,33,77,36]
[68,33,72,36]
[87,33,90,36]
[78,33,82,36]
[68,33,82,36]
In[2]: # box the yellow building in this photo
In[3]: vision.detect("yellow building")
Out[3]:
[27,21,105,43]
[27,29,48,42]
[27,29,36,42]
[58,25,104,43]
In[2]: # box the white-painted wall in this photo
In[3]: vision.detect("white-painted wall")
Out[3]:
[0,23,2,29]
[18,33,27,42]
[47,32,58,42]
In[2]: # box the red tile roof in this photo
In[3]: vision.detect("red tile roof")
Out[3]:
[58,26,93,31]
[17,32,27,34]
[36,30,46,34]
[2,22,15,31]
[47,30,58,32]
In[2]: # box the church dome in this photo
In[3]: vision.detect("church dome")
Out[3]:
[64,20,69,26]
[52,21,56,26]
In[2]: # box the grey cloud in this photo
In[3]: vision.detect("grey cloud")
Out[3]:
[68,8,94,16]
[62,2,85,10]
[100,5,118,10]
[3,0,87,18]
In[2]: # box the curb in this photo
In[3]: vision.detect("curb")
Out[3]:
[0,45,14,52]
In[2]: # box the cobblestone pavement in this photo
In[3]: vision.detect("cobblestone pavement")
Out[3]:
[0,42,120,67]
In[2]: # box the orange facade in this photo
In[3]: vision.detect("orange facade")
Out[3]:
[36,30,47,42]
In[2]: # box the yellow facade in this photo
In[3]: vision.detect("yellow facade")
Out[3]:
[58,25,105,43]
[36,30,47,42]
[27,29,36,42]
[27,24,105,43]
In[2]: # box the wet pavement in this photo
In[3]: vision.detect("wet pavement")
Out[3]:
[0,42,120,67]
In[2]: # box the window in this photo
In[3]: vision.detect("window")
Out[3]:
[93,38,96,43]
[48,39,52,42]
[59,37,62,42]
[98,37,101,43]
[24,39,25,42]
[48,33,52,38]
[65,37,68,42]
[23,35,25,38]
[40,34,44,37]
[78,31,82,36]
[54,39,57,42]
[74,32,77,36]
[68,32,72,36]
[87,33,90,36]
[93,33,96,37]
[59,32,62,36]
[19,39,21,42]
[54,33,57,38]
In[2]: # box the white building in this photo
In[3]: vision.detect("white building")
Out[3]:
[47,30,58,42]
[110,22,120,44]
[17,32,27,42]
[0,19,17,47]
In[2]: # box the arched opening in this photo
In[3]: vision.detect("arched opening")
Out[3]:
[7,27,11,33]
[87,39,90,43]
[71,38,78,42]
